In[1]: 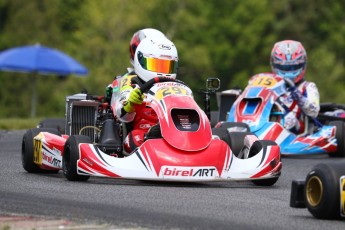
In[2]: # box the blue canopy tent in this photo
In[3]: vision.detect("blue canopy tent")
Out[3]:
[0,44,88,117]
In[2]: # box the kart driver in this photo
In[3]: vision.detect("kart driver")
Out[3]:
[270,40,320,133]
[106,28,179,155]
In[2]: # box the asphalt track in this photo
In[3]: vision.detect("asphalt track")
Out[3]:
[1,130,345,229]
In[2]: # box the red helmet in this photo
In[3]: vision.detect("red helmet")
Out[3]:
[129,28,167,65]
[270,40,307,84]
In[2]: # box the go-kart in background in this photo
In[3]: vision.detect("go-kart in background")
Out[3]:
[211,91,345,128]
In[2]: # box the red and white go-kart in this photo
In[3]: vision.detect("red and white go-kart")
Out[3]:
[22,77,282,186]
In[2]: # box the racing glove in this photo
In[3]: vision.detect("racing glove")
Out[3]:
[123,88,144,113]
[284,78,305,106]
[284,111,299,130]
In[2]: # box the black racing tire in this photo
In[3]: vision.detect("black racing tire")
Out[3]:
[251,140,279,186]
[22,128,61,173]
[63,135,91,181]
[37,118,66,134]
[304,162,345,219]
[328,121,345,158]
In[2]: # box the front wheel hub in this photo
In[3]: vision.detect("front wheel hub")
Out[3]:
[306,175,323,207]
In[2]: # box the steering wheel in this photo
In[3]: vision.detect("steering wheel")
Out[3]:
[134,77,188,122]
[283,78,296,90]
[139,77,188,93]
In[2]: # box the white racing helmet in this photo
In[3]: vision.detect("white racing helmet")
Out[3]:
[129,28,167,65]
[133,36,178,82]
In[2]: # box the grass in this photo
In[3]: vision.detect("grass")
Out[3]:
[0,118,41,130]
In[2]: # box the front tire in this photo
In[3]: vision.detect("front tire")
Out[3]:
[22,128,61,173]
[63,135,91,181]
[305,162,345,219]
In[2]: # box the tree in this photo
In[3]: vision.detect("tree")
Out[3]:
[1,0,345,117]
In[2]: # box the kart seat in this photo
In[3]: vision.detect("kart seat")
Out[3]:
[245,140,276,158]
[145,123,162,140]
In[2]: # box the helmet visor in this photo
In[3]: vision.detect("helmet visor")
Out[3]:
[272,63,305,72]
[138,52,178,74]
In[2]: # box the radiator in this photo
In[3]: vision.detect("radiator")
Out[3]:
[65,94,99,142]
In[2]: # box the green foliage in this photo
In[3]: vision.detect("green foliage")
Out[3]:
[0,0,345,118]
[0,117,41,130]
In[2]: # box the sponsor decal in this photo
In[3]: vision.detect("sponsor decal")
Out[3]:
[158,44,171,50]
[42,152,61,167]
[177,115,192,129]
[33,138,43,164]
[160,166,218,178]
[154,82,187,88]
[340,176,345,217]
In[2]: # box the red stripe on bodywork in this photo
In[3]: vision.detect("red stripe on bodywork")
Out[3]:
[263,124,284,140]
[78,144,120,177]
[80,144,106,167]
[78,156,121,178]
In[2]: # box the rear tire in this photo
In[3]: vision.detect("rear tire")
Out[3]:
[304,162,345,219]
[63,135,91,181]
[38,118,66,134]
[22,128,61,173]
[328,121,345,157]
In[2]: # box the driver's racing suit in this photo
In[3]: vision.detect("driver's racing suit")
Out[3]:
[280,80,320,133]
[109,71,158,155]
